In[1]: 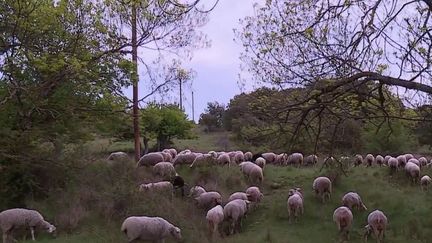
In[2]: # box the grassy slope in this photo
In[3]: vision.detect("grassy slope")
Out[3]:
[19,130,432,243]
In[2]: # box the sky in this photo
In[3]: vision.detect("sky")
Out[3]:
[124,0,262,122]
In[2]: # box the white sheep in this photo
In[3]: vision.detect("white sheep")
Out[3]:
[341,192,367,211]
[419,157,428,167]
[261,152,277,164]
[354,154,363,166]
[163,148,177,159]
[245,186,263,203]
[244,151,253,161]
[239,162,264,185]
[304,155,318,166]
[287,188,304,223]
[287,153,303,167]
[408,158,420,167]
[228,192,250,202]
[375,155,384,166]
[223,199,250,235]
[388,157,398,172]
[364,210,388,243]
[365,154,374,167]
[255,157,266,169]
[421,175,431,191]
[232,151,245,164]
[189,186,206,198]
[137,152,165,167]
[107,152,129,163]
[139,181,174,199]
[172,152,200,166]
[178,149,191,155]
[405,153,415,161]
[275,153,288,165]
[189,153,217,168]
[0,208,56,242]
[121,216,181,242]
[217,153,231,166]
[384,155,392,165]
[333,206,353,242]
[312,176,332,203]
[194,192,223,210]
[396,155,407,168]
[405,162,421,184]
[160,151,173,162]
[153,162,176,179]
[206,205,224,237]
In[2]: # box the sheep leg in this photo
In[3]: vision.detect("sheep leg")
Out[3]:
[29,227,35,241]
[3,233,8,243]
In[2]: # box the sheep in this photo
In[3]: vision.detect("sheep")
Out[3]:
[178,149,191,155]
[194,192,223,210]
[312,177,332,203]
[160,151,173,162]
[405,153,415,161]
[388,157,398,173]
[163,148,177,159]
[375,155,384,166]
[364,210,388,243]
[287,153,303,167]
[232,151,245,164]
[261,152,277,164]
[223,199,250,235]
[0,208,56,243]
[408,158,420,167]
[333,206,353,242]
[189,186,206,198]
[384,155,392,166]
[216,153,231,166]
[287,188,304,223]
[153,162,176,179]
[255,157,266,169]
[419,157,428,167]
[354,154,363,167]
[239,162,264,185]
[137,152,165,167]
[405,162,420,184]
[304,155,318,166]
[275,153,288,165]
[396,155,407,168]
[121,216,181,243]
[172,152,200,166]
[365,154,374,167]
[228,192,249,202]
[139,181,174,199]
[107,152,129,163]
[206,205,224,237]
[189,153,217,168]
[342,192,367,211]
[245,186,263,203]
[421,175,431,191]
[244,151,253,161]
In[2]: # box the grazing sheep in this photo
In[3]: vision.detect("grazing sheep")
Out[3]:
[375,155,384,166]
[206,205,224,237]
[364,210,388,243]
[421,175,432,191]
[287,188,304,223]
[121,216,181,243]
[245,187,263,203]
[178,149,191,155]
[333,206,353,242]
[365,154,375,167]
[388,157,398,173]
[223,199,250,235]
[137,152,165,167]
[396,155,407,168]
[232,151,245,164]
[408,158,420,167]
[195,192,223,210]
[405,162,421,184]
[255,157,266,169]
[160,151,173,162]
[217,153,231,166]
[244,151,253,161]
[354,154,363,167]
[228,192,249,202]
[153,162,176,179]
[304,155,318,166]
[190,153,217,168]
[163,148,177,159]
[139,181,174,198]
[342,192,367,211]
[384,155,392,166]
[107,152,129,163]
[0,208,56,243]
[405,153,415,161]
[172,153,200,166]
[239,162,264,185]
[189,186,206,198]
[261,152,277,164]
[287,153,303,167]
[312,177,332,203]
[274,153,287,165]
[419,157,428,167]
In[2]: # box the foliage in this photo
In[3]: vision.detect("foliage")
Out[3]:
[199,102,226,132]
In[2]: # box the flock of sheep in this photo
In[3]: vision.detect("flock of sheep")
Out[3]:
[1,149,431,242]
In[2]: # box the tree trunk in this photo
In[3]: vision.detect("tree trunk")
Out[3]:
[142,136,149,155]
[132,4,140,162]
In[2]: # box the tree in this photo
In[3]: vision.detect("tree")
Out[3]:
[141,103,193,152]
[199,102,226,132]
[236,0,432,151]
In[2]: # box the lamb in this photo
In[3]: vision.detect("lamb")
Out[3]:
[244,151,253,161]
[206,205,224,237]
[341,192,367,211]
[0,208,56,243]
[419,157,428,167]
[261,152,277,164]
[375,155,384,166]
[287,188,304,223]
[312,176,332,203]
[189,186,206,198]
[354,154,363,166]
[217,153,231,166]
[388,157,398,173]
[255,157,266,169]
[421,175,431,191]
[137,152,164,167]
[194,192,223,210]
[364,210,388,243]
[189,153,217,168]
[365,154,375,167]
[287,153,303,167]
[228,192,250,202]
[245,186,263,203]
[172,152,200,166]
[121,216,181,243]
[223,199,250,235]
[139,181,174,198]
[304,155,318,166]
[107,152,129,163]
[153,162,176,179]
[333,206,353,242]
[239,162,264,185]
[396,155,407,168]
[405,162,420,184]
